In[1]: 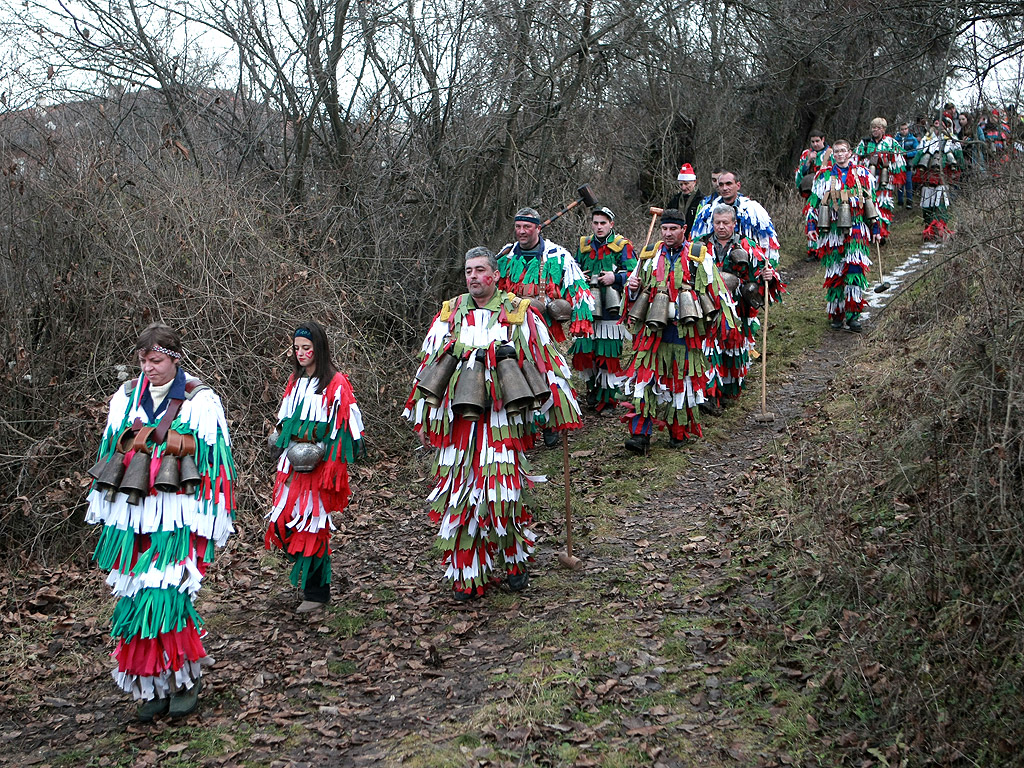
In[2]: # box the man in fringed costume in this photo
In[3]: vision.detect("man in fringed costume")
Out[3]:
[405,247,582,601]
[619,209,735,454]
[699,204,786,409]
[571,205,636,413]
[914,116,963,241]
[666,163,702,235]
[805,139,880,333]
[265,322,365,614]
[853,117,906,242]
[86,323,235,721]
[498,206,593,446]
[795,132,831,260]
[690,170,781,272]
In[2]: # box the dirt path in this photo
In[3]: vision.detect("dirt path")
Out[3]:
[2,242,926,767]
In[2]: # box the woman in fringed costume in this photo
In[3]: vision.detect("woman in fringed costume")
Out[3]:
[806,139,880,333]
[571,205,636,413]
[619,209,735,454]
[699,204,786,408]
[854,117,907,241]
[265,321,364,615]
[85,323,235,721]
[499,206,593,446]
[914,116,963,241]
[405,247,582,601]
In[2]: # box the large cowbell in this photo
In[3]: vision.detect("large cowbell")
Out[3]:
[451,359,487,418]
[496,356,534,415]
[416,351,458,407]
[645,291,670,329]
[627,291,650,325]
[119,451,152,506]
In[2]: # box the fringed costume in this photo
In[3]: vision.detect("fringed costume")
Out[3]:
[619,241,736,444]
[702,236,786,401]
[570,232,636,412]
[86,370,235,703]
[691,195,781,270]
[853,134,907,239]
[498,239,594,342]
[404,291,582,597]
[806,163,879,327]
[795,146,831,257]
[265,373,364,602]
[913,129,963,240]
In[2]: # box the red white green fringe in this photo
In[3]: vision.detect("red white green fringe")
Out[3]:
[265,373,364,589]
[404,291,582,596]
[86,374,235,701]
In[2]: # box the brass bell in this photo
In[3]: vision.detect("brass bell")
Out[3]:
[677,292,701,324]
[496,357,535,414]
[546,298,572,323]
[88,455,110,480]
[416,352,458,407]
[863,197,879,221]
[627,291,650,325]
[119,451,152,506]
[179,454,202,494]
[879,167,890,186]
[451,360,487,418]
[645,291,670,330]
[94,451,127,502]
[929,153,942,169]
[817,202,832,229]
[521,361,552,408]
[153,454,181,493]
[721,271,740,293]
[799,173,814,194]
[590,284,603,318]
[741,281,765,310]
[944,152,956,168]
[837,202,853,229]
[699,293,720,325]
[729,245,750,266]
[604,284,622,318]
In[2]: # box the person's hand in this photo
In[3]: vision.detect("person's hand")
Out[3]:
[599,270,615,286]
[627,274,640,292]
[416,429,429,448]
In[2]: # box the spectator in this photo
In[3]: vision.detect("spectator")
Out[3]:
[894,122,919,207]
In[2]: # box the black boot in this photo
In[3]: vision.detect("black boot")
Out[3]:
[624,434,650,454]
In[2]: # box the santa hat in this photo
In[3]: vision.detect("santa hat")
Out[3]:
[677,163,696,181]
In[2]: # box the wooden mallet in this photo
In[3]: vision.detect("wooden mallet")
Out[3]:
[557,431,583,570]
[640,207,664,253]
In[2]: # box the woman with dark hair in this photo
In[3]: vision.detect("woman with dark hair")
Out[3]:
[265,321,364,614]
[85,322,236,721]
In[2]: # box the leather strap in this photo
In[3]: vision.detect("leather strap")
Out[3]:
[152,398,184,447]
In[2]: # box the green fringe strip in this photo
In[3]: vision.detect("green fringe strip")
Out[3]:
[110,587,203,640]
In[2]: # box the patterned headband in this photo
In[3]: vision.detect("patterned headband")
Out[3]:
[514,214,541,225]
[145,345,181,359]
[294,327,313,340]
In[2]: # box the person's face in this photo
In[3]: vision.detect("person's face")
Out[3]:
[870,124,884,139]
[717,173,740,203]
[465,257,499,304]
[810,136,825,151]
[899,125,910,136]
[712,213,736,242]
[293,337,315,372]
[710,173,721,188]
[139,349,177,386]
[678,178,696,194]
[933,118,941,129]
[514,220,541,249]
[661,222,685,249]
[832,144,852,166]
[959,114,969,126]
[591,214,613,240]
